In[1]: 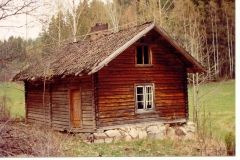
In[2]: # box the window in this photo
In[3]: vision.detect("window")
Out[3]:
[135,84,154,112]
[136,46,151,65]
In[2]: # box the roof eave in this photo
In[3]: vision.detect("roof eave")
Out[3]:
[153,24,205,74]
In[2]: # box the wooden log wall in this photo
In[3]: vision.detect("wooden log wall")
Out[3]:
[25,81,51,127]
[25,74,95,132]
[97,35,188,128]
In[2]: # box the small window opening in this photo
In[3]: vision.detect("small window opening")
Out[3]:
[136,46,150,65]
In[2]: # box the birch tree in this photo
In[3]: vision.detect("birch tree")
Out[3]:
[222,0,235,79]
[63,0,87,42]
[106,0,120,32]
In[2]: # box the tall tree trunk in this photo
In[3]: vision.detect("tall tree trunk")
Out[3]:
[214,11,219,79]
[72,0,77,42]
[211,10,217,80]
[58,0,61,46]
[225,8,232,78]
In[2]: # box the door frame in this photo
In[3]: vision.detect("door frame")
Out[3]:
[68,87,82,128]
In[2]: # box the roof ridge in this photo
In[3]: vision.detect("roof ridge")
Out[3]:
[67,21,155,45]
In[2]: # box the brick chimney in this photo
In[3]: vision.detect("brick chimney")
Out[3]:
[89,23,109,40]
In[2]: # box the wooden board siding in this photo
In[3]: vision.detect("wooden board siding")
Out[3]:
[25,74,95,132]
[25,82,51,126]
[97,41,188,127]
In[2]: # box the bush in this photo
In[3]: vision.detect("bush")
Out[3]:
[224,132,235,156]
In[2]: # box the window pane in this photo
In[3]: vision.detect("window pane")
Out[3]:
[144,46,149,64]
[145,86,153,109]
[137,95,143,101]
[137,102,144,109]
[146,86,152,93]
[137,46,143,64]
[137,87,143,94]
[146,101,152,109]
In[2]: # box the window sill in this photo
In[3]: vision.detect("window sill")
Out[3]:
[135,109,155,114]
[135,64,153,67]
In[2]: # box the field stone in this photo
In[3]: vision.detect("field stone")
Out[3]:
[146,126,159,132]
[113,132,123,142]
[166,127,176,139]
[147,132,157,139]
[187,121,195,126]
[81,133,90,140]
[129,128,138,138]
[183,132,195,140]
[94,139,104,144]
[138,130,147,139]
[105,138,113,143]
[125,135,132,142]
[164,124,170,131]
[186,125,195,133]
[175,127,187,136]
[159,126,166,135]
[76,133,83,138]
[119,130,126,137]
[93,132,107,140]
[105,130,120,138]
[141,126,148,131]
[155,132,164,140]
[157,123,164,127]
[185,122,196,132]
[119,127,131,133]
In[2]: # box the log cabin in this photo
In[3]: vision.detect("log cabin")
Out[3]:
[13,22,204,133]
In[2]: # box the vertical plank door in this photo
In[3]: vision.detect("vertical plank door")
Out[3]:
[70,89,81,127]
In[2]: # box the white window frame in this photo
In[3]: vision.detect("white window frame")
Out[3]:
[135,84,155,113]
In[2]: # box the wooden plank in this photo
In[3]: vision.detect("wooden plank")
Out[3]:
[70,128,96,133]
[82,111,93,115]
[28,111,50,116]
[82,114,94,118]
[28,113,50,119]
[28,117,50,124]
[82,117,93,121]
[82,121,94,126]
[52,123,69,129]
[52,120,69,125]
[52,114,69,119]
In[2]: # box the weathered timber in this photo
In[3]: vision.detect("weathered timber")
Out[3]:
[24,74,95,131]
[97,44,187,127]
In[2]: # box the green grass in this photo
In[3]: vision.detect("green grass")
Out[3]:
[188,79,235,141]
[62,138,199,156]
[0,82,25,117]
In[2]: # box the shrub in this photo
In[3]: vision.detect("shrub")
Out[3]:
[224,132,235,156]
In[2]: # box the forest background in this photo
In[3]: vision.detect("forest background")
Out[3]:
[0,0,235,82]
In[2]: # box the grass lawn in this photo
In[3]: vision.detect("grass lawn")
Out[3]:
[188,79,235,141]
[0,82,25,118]
[62,138,200,156]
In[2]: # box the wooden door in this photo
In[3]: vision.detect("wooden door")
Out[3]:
[70,89,81,127]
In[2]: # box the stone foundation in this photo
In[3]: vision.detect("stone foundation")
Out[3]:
[76,122,196,143]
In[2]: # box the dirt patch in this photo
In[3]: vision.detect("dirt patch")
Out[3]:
[0,120,64,157]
